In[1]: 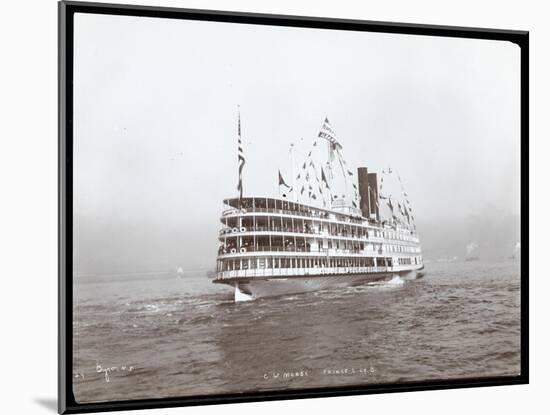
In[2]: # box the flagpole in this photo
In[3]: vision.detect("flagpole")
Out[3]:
[290,143,297,202]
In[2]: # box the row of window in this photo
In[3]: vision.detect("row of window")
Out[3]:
[217,256,421,272]
[222,216,417,243]
[219,238,421,255]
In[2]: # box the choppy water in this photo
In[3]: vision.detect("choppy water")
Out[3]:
[73,260,521,403]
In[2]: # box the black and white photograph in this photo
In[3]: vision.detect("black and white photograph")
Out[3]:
[66,6,525,406]
[45,1,533,413]
[8,0,550,414]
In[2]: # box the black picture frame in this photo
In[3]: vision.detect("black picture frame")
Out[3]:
[58,1,529,413]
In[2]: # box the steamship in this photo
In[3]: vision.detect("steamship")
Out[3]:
[213,115,423,301]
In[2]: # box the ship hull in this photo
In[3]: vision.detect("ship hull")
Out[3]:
[214,267,424,301]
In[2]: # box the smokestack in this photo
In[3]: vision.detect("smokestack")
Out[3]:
[367,172,379,222]
[358,167,380,221]
[357,167,370,219]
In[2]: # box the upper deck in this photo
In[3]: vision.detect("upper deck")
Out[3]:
[218,196,421,259]
[221,197,418,239]
[223,197,395,228]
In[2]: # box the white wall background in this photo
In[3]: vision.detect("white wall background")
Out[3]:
[0,0,544,414]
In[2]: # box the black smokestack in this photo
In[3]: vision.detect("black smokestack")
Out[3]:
[367,172,379,222]
[358,167,370,219]
[358,167,380,221]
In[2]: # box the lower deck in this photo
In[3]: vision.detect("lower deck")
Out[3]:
[215,262,424,282]
[214,266,425,301]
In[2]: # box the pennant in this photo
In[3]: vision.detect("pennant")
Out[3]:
[321,167,330,188]
[278,170,292,190]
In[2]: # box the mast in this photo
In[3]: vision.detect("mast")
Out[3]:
[290,143,297,202]
[324,117,336,209]
[326,138,332,207]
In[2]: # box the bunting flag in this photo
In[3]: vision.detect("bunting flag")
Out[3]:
[278,170,292,191]
[321,167,330,188]
[388,197,394,212]
[236,110,245,201]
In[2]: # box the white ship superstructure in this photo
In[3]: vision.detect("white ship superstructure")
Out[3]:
[213,114,423,300]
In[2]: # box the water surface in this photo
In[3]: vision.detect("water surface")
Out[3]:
[73,260,521,402]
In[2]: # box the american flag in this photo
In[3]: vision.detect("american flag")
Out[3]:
[318,117,342,150]
[237,111,245,200]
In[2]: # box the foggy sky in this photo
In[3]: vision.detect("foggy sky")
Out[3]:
[73,13,521,276]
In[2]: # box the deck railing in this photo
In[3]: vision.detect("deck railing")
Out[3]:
[218,225,369,239]
[217,246,384,256]
[222,206,364,225]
